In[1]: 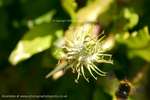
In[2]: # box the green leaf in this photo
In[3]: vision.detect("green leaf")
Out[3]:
[9,23,61,65]
[27,10,56,28]
[61,0,77,20]
[65,0,114,41]
[34,10,55,24]
[126,27,150,49]
[128,45,150,62]
[51,30,64,59]
[123,8,139,29]
[76,0,113,23]
[116,26,150,62]
[110,8,139,33]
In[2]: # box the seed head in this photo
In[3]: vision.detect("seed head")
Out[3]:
[46,25,113,83]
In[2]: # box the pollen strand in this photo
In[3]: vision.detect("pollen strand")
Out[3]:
[87,65,97,80]
[89,64,107,76]
[81,65,89,82]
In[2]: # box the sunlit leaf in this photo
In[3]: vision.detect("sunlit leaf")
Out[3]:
[116,26,150,62]
[76,0,113,23]
[26,10,56,28]
[123,8,139,29]
[128,46,150,62]
[61,0,77,20]
[9,23,61,65]
[51,30,64,59]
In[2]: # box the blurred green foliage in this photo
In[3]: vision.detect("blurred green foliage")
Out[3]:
[0,0,150,100]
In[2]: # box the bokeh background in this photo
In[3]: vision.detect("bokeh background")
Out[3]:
[0,0,150,100]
